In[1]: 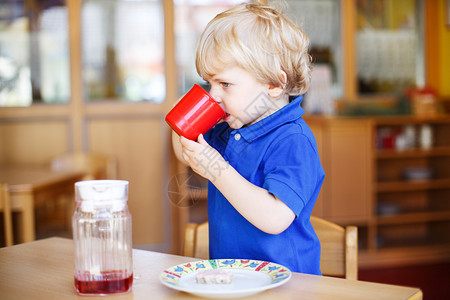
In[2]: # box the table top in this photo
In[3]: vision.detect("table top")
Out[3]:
[0,238,422,300]
[0,166,85,193]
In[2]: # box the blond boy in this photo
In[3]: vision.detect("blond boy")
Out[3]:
[172,2,324,274]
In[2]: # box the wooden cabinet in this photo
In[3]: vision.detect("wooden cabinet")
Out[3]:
[325,119,372,221]
[368,115,450,266]
[307,115,450,267]
[307,117,374,223]
[307,118,373,221]
[174,114,450,266]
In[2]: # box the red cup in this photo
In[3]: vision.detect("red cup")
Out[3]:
[166,84,226,140]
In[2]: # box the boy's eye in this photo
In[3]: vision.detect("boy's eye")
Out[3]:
[221,82,230,88]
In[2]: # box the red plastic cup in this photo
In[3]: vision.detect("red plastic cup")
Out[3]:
[166,84,226,140]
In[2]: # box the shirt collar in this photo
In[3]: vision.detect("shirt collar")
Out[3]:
[233,95,305,142]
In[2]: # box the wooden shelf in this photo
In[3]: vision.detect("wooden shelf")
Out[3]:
[372,114,450,126]
[359,244,450,268]
[376,178,450,192]
[377,211,450,225]
[376,146,450,159]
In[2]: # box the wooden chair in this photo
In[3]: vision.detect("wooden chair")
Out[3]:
[48,152,118,229]
[183,217,358,280]
[0,184,14,246]
[184,222,209,259]
[50,152,117,180]
[310,216,358,280]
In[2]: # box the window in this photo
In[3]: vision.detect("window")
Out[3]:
[356,0,424,96]
[174,0,244,95]
[0,0,70,106]
[286,0,341,114]
[82,0,165,102]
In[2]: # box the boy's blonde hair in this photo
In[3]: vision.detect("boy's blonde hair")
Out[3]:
[195,2,311,96]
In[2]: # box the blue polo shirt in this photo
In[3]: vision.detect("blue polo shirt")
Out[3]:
[203,95,324,274]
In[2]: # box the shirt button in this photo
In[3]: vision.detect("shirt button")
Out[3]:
[234,133,241,141]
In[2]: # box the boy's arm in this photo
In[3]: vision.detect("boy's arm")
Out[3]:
[180,134,295,235]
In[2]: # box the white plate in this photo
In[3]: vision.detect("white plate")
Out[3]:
[160,259,291,299]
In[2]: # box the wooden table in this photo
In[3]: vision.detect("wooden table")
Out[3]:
[0,166,85,242]
[0,238,423,300]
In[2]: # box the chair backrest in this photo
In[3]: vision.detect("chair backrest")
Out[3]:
[184,217,358,280]
[50,152,117,180]
[0,183,14,246]
[310,216,358,280]
[184,222,209,259]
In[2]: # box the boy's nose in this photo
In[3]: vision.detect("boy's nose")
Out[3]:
[209,88,222,103]
[209,89,226,112]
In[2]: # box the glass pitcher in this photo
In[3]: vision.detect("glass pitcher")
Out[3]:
[73,180,133,295]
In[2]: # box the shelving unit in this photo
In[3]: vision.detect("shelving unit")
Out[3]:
[368,115,450,265]
[306,114,450,267]
[173,114,450,267]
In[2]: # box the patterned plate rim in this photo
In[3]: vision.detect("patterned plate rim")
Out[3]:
[160,258,291,294]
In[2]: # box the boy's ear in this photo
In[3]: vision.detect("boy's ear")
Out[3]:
[268,71,287,98]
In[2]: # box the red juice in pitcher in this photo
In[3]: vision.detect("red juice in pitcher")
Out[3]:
[74,271,133,295]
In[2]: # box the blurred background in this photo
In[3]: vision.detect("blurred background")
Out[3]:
[1,0,450,298]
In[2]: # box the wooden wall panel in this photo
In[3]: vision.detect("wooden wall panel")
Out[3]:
[425,0,450,98]
[327,119,372,221]
[438,0,450,97]
[0,121,69,166]
[88,118,170,247]
[307,120,325,218]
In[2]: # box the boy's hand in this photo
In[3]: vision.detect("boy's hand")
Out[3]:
[179,134,228,182]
